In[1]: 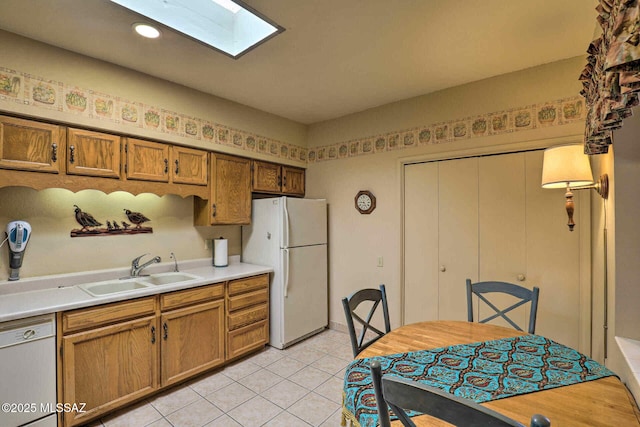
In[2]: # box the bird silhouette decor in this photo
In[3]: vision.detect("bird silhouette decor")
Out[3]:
[70,205,153,237]
[124,209,152,229]
[73,205,102,232]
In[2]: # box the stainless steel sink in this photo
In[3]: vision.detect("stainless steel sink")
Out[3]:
[78,279,151,297]
[140,272,201,286]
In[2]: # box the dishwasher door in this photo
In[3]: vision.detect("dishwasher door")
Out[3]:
[0,314,57,427]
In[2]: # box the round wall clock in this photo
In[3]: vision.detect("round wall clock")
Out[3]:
[355,190,376,214]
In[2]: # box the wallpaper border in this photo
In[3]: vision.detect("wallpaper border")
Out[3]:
[0,66,585,165]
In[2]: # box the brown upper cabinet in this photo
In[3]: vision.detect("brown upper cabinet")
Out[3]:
[124,138,207,186]
[251,160,305,196]
[0,115,65,173]
[67,128,121,178]
[194,153,252,226]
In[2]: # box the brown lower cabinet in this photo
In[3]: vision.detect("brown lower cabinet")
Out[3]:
[57,274,269,427]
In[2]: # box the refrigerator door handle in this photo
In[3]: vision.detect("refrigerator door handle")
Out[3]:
[283,248,290,297]
[283,197,290,249]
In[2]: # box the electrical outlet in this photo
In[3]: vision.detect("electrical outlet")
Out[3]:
[377,256,383,267]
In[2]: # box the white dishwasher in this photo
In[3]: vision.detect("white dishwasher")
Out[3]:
[0,314,57,427]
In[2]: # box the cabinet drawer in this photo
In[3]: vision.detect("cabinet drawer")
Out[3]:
[228,274,268,296]
[227,319,268,360]
[62,296,156,333]
[227,303,268,331]
[160,283,224,311]
[228,288,268,312]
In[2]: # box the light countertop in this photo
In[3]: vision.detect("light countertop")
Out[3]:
[0,256,272,323]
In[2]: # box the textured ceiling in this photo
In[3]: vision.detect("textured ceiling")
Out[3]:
[0,0,598,124]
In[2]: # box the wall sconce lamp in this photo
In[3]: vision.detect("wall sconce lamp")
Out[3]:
[541,143,609,231]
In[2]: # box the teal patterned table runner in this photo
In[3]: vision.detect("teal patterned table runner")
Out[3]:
[341,334,615,427]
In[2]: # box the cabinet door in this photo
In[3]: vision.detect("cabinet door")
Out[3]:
[61,316,158,427]
[66,128,120,178]
[160,299,225,387]
[204,153,251,225]
[0,115,64,173]
[125,138,169,182]
[252,160,281,193]
[171,145,207,185]
[282,166,305,196]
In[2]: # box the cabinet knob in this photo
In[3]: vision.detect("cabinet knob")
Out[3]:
[439,265,446,272]
[517,274,526,281]
[151,326,156,344]
[212,204,217,217]
[69,145,75,164]
[164,158,169,174]
[175,159,179,175]
[51,143,58,162]
[163,322,168,340]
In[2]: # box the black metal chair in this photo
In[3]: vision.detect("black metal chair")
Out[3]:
[370,360,551,427]
[466,279,540,334]
[342,284,391,357]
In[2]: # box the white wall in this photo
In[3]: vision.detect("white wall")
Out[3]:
[305,58,587,330]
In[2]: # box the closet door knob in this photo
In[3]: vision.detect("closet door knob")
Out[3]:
[439,265,446,272]
[517,274,526,281]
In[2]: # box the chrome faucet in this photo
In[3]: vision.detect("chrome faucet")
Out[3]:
[130,254,161,277]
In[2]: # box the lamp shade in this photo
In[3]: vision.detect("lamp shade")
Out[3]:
[541,144,594,189]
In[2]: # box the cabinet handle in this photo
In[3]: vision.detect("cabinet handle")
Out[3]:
[69,145,75,164]
[212,204,217,217]
[175,159,179,175]
[163,322,168,340]
[51,143,58,162]
[283,175,287,188]
[517,274,526,281]
[277,175,282,186]
[164,158,168,174]
[151,325,156,344]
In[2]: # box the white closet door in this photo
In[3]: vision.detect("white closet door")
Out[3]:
[524,150,588,351]
[477,153,527,329]
[438,158,479,321]
[403,150,590,353]
[404,162,439,324]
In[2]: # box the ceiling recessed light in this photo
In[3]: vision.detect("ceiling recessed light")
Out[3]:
[133,23,161,39]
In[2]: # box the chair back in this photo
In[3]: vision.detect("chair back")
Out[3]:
[342,284,390,357]
[369,360,551,427]
[466,279,540,334]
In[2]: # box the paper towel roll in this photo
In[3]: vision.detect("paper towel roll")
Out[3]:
[213,238,228,267]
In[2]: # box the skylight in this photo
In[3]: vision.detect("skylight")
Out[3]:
[110,0,283,58]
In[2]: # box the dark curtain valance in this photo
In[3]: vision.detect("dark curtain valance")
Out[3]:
[582,0,640,154]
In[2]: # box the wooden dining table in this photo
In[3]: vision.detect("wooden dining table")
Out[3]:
[348,320,640,427]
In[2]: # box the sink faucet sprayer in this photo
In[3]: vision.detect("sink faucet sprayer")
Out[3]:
[170,252,179,272]
[130,253,161,277]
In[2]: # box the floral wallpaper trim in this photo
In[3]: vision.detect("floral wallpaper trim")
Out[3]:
[0,66,584,165]
[307,96,585,163]
[0,66,308,164]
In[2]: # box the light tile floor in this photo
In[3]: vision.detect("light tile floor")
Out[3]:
[86,329,352,427]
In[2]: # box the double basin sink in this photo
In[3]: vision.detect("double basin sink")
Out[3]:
[78,272,201,297]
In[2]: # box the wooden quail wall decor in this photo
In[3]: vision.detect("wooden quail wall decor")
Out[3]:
[70,205,153,237]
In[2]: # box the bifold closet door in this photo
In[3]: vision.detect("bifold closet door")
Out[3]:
[403,158,478,324]
[403,162,439,324]
[476,153,528,329]
[403,150,589,352]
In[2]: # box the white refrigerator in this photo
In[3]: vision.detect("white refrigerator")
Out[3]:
[242,197,328,349]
